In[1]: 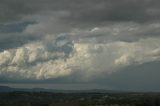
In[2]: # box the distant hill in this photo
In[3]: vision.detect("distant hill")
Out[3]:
[0,86,14,92]
[0,86,48,92]
[0,86,124,93]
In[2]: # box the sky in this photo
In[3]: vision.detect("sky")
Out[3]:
[0,0,160,91]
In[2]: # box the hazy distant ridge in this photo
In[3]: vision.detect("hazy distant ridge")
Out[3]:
[0,86,124,93]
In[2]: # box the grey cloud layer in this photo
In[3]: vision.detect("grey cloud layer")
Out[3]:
[1,0,160,23]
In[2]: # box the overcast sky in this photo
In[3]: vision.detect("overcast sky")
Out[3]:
[0,0,160,91]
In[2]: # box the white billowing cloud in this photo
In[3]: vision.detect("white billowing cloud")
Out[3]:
[36,59,72,79]
[0,41,66,79]
[68,37,160,79]
[0,50,13,67]
[113,39,159,66]
[11,42,65,66]
[0,36,160,81]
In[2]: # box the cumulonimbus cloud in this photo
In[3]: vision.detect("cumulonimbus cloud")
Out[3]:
[0,35,160,81]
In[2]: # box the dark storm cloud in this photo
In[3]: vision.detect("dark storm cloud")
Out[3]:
[0,22,37,49]
[1,0,160,23]
[0,33,37,50]
[0,22,33,33]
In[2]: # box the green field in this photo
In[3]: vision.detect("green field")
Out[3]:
[0,92,160,106]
